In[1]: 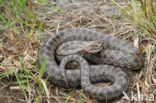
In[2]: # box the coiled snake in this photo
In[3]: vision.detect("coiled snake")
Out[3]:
[39,28,143,101]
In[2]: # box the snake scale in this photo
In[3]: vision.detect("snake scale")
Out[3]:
[39,28,143,101]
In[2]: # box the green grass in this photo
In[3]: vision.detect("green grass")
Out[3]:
[65,85,77,103]
[0,0,155,102]
[0,0,61,102]
[111,0,156,40]
[12,57,49,103]
[111,0,156,86]
[0,0,36,30]
[0,0,60,32]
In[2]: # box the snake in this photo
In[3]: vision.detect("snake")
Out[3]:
[38,28,143,101]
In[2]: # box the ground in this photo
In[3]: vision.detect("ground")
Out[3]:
[0,0,156,103]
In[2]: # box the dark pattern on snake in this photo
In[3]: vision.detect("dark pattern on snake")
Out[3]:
[38,28,144,101]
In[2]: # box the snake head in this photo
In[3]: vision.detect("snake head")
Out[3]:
[84,41,102,54]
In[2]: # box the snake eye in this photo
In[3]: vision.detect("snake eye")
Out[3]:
[85,41,102,53]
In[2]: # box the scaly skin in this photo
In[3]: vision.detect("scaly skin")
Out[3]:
[38,28,144,101]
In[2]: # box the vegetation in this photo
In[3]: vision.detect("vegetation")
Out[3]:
[112,0,156,40]
[0,0,155,102]
[111,0,156,84]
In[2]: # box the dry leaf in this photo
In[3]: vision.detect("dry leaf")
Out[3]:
[10,86,20,90]
[133,37,139,48]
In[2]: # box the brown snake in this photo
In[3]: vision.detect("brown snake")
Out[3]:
[38,28,144,101]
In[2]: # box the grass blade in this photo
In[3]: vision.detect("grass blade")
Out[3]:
[39,58,47,77]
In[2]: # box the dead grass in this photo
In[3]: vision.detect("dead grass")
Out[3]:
[0,0,155,103]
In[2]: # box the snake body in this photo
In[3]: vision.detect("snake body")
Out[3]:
[39,28,143,101]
